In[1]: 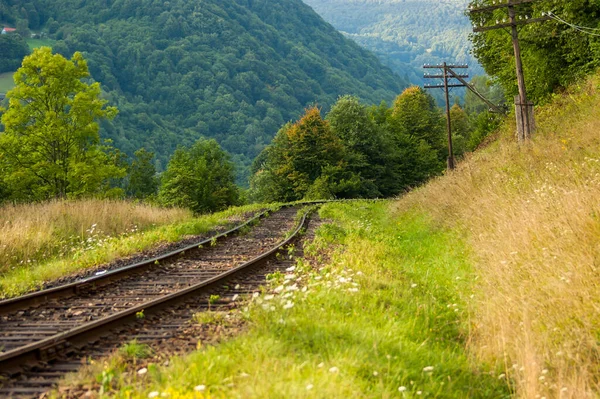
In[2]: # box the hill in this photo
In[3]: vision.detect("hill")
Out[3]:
[301,0,483,87]
[33,0,408,181]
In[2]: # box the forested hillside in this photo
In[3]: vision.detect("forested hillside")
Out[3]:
[18,0,407,180]
[302,0,483,87]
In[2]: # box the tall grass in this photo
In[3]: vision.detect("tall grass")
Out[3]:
[0,200,270,298]
[398,74,600,397]
[0,199,190,274]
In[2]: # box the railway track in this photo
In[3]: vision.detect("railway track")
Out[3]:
[0,204,320,398]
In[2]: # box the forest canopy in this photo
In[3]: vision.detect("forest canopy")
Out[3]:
[12,0,409,182]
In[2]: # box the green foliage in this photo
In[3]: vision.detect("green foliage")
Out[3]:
[127,148,158,200]
[468,0,600,103]
[36,0,408,183]
[0,47,125,201]
[252,91,451,202]
[250,107,357,202]
[0,34,29,74]
[159,138,239,214]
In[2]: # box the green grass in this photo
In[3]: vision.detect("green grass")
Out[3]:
[26,38,54,51]
[82,201,509,398]
[0,72,14,93]
[0,39,53,94]
[0,203,276,299]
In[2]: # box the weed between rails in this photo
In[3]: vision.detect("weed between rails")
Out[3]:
[398,74,600,397]
[66,201,507,398]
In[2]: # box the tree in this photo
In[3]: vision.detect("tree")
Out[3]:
[250,107,351,202]
[468,1,600,103]
[127,148,158,199]
[327,95,389,197]
[0,47,124,201]
[0,34,29,74]
[159,138,239,213]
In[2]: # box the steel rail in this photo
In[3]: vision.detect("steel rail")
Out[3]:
[0,208,313,372]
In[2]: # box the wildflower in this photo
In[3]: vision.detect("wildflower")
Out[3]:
[234,284,240,289]
[306,384,314,390]
[274,285,285,293]
[285,274,296,280]
[317,362,325,368]
[286,266,296,272]
[539,376,545,381]
[498,374,505,379]
[148,392,159,398]
[561,387,568,392]
[231,294,239,301]
[283,301,294,309]
[423,366,434,372]
[252,292,260,298]
[356,271,363,275]
[398,386,407,392]
[301,286,308,293]
[138,368,148,375]
[417,391,422,395]
[240,372,250,378]
[541,369,548,374]
[329,366,339,373]
[264,295,274,301]
[286,284,299,291]
[348,288,359,292]
[411,283,417,288]
[194,385,206,392]
[373,371,379,376]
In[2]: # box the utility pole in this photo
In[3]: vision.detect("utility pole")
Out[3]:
[424,63,468,171]
[469,0,550,141]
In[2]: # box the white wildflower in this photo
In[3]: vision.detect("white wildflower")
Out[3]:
[423,366,434,372]
[317,362,325,368]
[498,374,505,379]
[252,292,260,298]
[264,295,274,301]
[138,368,148,375]
[411,283,417,288]
[148,392,159,398]
[194,385,206,392]
[283,301,294,309]
[398,386,407,392]
[329,366,339,373]
[306,384,314,390]
[286,266,296,272]
[274,285,285,293]
[231,294,239,301]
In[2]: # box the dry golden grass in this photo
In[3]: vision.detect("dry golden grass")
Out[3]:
[395,75,600,398]
[0,199,191,274]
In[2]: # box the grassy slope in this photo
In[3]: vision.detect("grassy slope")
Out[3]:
[0,201,271,299]
[397,73,600,397]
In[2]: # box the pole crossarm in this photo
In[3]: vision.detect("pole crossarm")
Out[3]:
[423,64,468,69]
[469,0,537,14]
[424,74,469,79]
[424,84,468,89]
[473,16,551,32]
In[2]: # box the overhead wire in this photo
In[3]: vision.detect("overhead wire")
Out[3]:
[545,11,600,37]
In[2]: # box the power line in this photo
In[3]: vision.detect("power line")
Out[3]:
[544,12,600,37]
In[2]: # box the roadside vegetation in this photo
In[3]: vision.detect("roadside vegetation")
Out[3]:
[0,200,271,299]
[57,200,509,398]
[397,72,600,397]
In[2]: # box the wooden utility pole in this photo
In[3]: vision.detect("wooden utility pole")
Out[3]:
[469,0,550,141]
[424,63,468,170]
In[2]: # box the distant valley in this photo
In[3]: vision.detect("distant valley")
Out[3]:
[301,0,483,87]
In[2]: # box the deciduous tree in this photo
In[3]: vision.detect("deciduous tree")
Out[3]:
[0,47,124,201]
